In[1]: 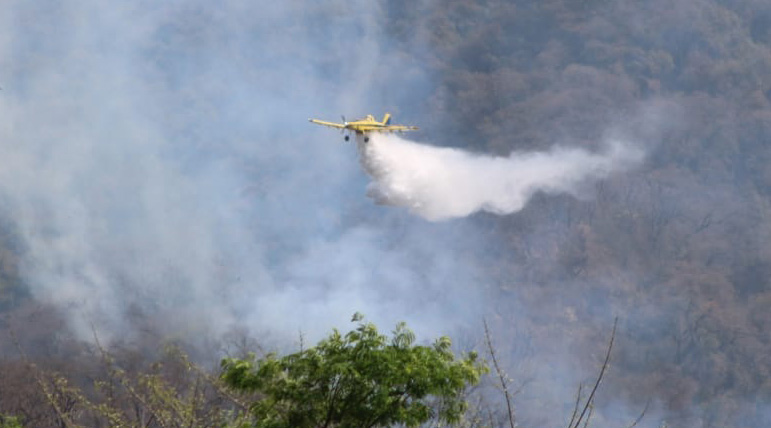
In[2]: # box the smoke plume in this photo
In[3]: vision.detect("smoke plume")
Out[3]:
[359,134,644,221]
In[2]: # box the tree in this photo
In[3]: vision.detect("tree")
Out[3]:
[220,315,488,428]
[0,415,21,428]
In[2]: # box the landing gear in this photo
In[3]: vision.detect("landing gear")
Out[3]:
[364,136,370,143]
[344,135,349,141]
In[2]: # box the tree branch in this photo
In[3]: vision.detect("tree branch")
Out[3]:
[484,319,516,428]
[569,317,617,428]
[567,383,583,428]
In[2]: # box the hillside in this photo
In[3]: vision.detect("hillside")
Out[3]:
[0,0,770,426]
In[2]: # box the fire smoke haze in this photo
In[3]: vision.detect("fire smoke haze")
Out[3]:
[360,135,643,221]
[0,1,489,344]
[0,0,769,426]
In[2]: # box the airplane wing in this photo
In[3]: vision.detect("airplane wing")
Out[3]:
[383,125,419,132]
[309,118,346,129]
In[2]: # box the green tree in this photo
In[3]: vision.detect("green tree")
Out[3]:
[0,415,22,428]
[221,315,487,428]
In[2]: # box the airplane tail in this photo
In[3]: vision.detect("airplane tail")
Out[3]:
[382,113,392,125]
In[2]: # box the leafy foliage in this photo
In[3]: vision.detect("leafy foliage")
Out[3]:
[0,415,21,428]
[221,317,487,428]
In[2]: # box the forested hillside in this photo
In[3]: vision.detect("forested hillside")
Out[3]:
[0,0,770,427]
[382,0,771,426]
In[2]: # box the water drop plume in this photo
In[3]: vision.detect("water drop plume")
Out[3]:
[359,134,643,221]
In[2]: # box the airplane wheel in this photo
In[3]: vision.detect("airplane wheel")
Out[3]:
[364,137,370,143]
[344,135,349,141]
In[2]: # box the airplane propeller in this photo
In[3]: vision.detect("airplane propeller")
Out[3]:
[339,115,347,140]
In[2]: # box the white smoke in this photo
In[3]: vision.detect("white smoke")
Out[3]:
[359,134,644,221]
[0,1,479,345]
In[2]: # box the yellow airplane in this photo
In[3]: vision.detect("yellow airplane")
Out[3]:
[308,113,418,142]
